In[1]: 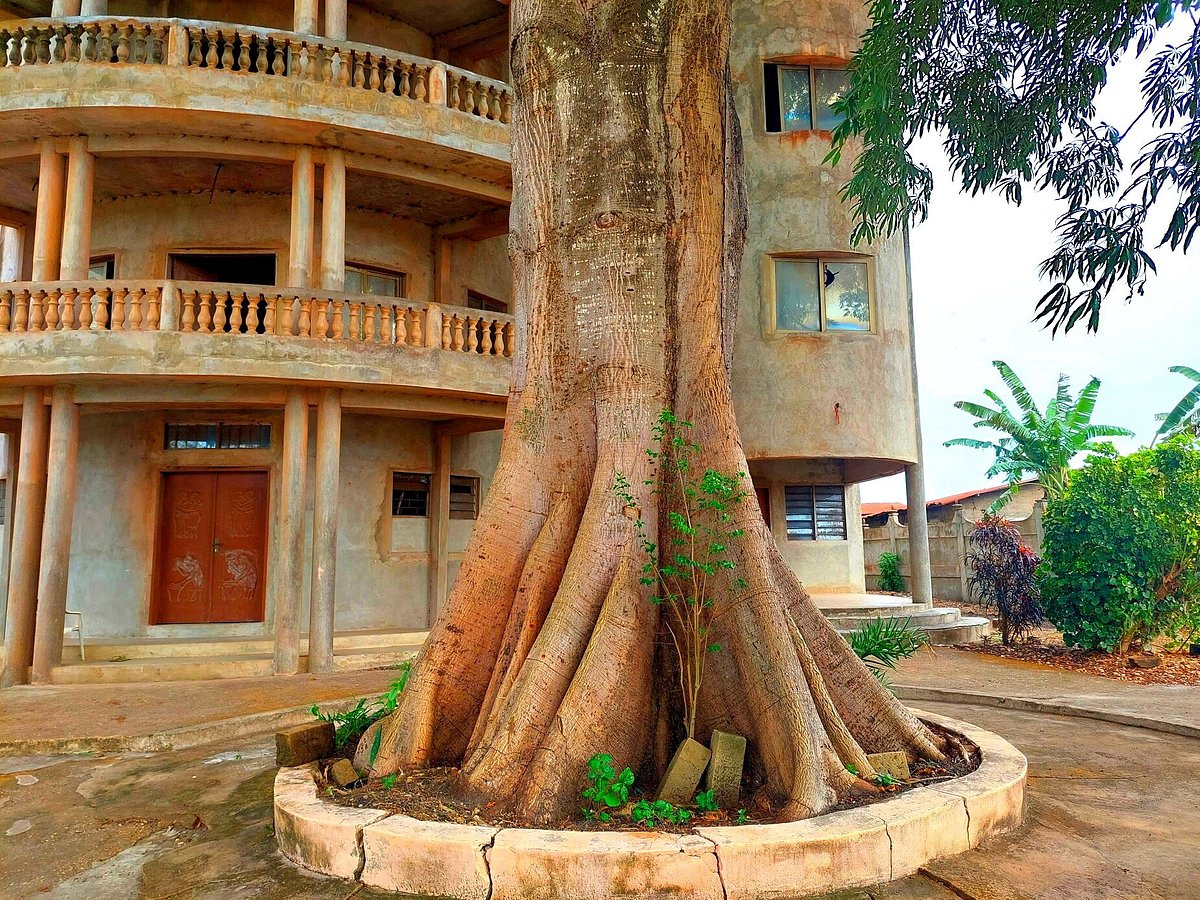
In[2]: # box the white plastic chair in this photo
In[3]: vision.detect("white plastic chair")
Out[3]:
[64,610,84,661]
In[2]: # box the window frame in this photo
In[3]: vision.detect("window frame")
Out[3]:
[391,471,432,518]
[88,255,115,280]
[783,484,848,542]
[766,253,875,335]
[466,290,509,314]
[163,421,272,451]
[345,262,407,299]
[449,475,481,520]
[763,62,850,134]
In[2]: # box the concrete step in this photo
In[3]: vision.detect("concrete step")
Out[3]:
[812,596,935,615]
[61,628,429,663]
[825,606,963,630]
[834,614,991,647]
[48,642,423,684]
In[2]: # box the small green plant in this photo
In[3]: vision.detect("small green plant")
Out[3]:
[846,763,859,776]
[311,660,412,749]
[581,753,635,823]
[615,410,748,739]
[874,772,897,787]
[877,552,905,592]
[736,808,748,825]
[631,798,692,828]
[381,773,398,790]
[694,789,719,812]
[847,617,929,687]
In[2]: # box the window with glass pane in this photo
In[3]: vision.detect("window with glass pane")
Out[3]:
[164,422,270,450]
[344,264,403,298]
[822,261,871,331]
[813,68,850,131]
[774,259,821,331]
[778,66,812,131]
[784,485,846,541]
[88,256,115,279]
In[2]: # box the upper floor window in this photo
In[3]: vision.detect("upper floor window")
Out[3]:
[772,256,871,333]
[764,63,849,133]
[89,255,115,279]
[784,485,847,541]
[467,290,508,314]
[164,422,271,450]
[345,264,405,298]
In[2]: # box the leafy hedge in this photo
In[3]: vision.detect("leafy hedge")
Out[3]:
[1039,437,1200,653]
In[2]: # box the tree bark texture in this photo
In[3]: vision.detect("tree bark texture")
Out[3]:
[365,0,947,824]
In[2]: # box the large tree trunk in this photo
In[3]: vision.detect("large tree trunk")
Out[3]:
[364,0,946,824]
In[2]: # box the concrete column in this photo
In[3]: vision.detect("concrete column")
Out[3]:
[31,141,66,282]
[1,226,23,281]
[80,0,108,14]
[427,427,451,625]
[1,391,49,687]
[30,386,80,684]
[434,237,453,304]
[51,0,82,14]
[59,138,94,281]
[319,151,346,291]
[325,0,348,40]
[307,389,341,673]
[294,0,319,34]
[288,148,316,289]
[905,464,933,605]
[274,390,309,674]
[901,223,933,606]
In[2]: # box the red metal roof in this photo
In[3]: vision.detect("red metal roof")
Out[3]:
[860,479,1041,516]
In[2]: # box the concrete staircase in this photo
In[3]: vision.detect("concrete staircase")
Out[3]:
[814,593,990,646]
[48,628,428,684]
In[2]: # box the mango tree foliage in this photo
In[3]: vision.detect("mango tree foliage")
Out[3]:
[831,0,1200,332]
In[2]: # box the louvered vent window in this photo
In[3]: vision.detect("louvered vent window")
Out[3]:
[449,476,480,520]
[784,485,847,541]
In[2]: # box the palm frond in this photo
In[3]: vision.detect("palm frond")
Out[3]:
[994,360,1038,417]
[1068,377,1102,431]
[1157,383,1200,438]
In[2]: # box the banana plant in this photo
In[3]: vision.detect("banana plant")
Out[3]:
[946,361,1133,508]
[1154,366,1200,444]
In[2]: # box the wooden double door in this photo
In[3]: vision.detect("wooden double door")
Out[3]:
[153,470,269,624]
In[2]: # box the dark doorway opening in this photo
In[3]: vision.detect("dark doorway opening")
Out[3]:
[168,252,277,286]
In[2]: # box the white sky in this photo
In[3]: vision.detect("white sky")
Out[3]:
[860,18,1200,503]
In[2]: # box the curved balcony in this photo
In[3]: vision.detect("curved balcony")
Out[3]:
[0,279,514,409]
[0,16,512,184]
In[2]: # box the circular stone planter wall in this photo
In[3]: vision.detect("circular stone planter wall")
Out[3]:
[273,710,1026,900]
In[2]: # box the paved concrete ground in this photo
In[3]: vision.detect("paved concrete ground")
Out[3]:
[894,649,1200,733]
[0,669,404,748]
[2,699,1198,899]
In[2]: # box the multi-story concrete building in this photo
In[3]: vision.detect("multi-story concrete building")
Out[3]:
[0,0,934,685]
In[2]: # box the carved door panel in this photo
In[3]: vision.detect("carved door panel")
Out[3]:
[153,471,268,624]
[210,471,268,623]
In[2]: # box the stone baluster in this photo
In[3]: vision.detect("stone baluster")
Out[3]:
[383,59,397,95]
[494,320,506,357]
[13,290,28,332]
[331,301,344,339]
[43,289,60,330]
[463,80,476,117]
[449,314,463,351]
[0,291,10,333]
[501,90,512,124]
[93,288,109,330]
[179,290,195,331]
[237,33,250,71]
[369,55,381,91]
[504,322,515,356]
[335,49,349,85]
[255,36,267,73]
[128,289,144,330]
[229,292,244,333]
[315,299,329,338]
[281,296,295,334]
[213,291,228,332]
[49,25,64,63]
[30,291,45,332]
[116,25,131,63]
[481,319,494,355]
[204,31,217,68]
[466,315,479,352]
[393,306,408,345]
[264,295,277,333]
[352,52,365,88]
[77,288,92,330]
[321,46,333,82]
[298,298,312,336]
[197,290,212,332]
[34,29,49,64]
[363,304,377,342]
[440,311,451,348]
[271,38,285,75]
[410,306,423,346]
[348,302,360,340]
[246,294,261,333]
[147,288,161,329]
[110,287,126,329]
[99,24,115,62]
[188,28,201,65]
[221,32,235,70]
[59,287,75,330]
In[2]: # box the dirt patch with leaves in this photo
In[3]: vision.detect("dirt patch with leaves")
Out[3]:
[962,633,1200,686]
[314,719,979,832]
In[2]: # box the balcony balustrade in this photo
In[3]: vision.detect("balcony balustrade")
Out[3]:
[0,17,511,125]
[0,280,516,358]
